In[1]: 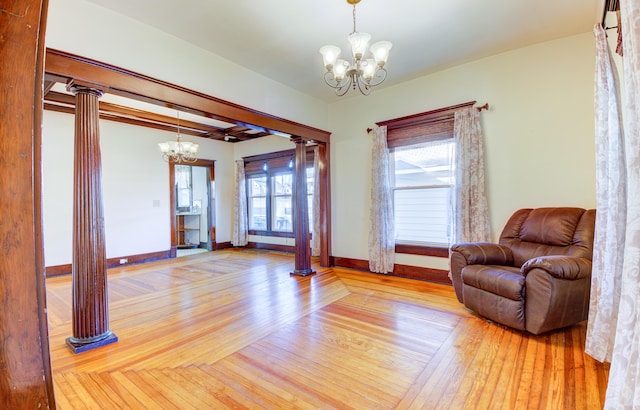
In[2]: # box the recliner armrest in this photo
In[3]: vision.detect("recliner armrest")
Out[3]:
[450,243,514,266]
[521,255,592,280]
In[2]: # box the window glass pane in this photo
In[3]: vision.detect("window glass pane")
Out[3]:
[175,165,192,209]
[249,197,267,230]
[393,140,454,187]
[272,173,292,195]
[272,196,292,232]
[249,175,267,196]
[248,176,267,230]
[392,139,454,246]
[394,187,451,245]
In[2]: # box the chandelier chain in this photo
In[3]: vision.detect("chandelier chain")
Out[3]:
[352,4,357,34]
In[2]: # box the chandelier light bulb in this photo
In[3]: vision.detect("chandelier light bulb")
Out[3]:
[319,45,341,70]
[347,32,371,60]
[370,41,392,67]
[334,59,349,82]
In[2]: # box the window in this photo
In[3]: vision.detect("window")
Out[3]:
[391,139,454,246]
[248,175,267,230]
[175,165,192,212]
[247,170,293,234]
[271,172,293,232]
[377,101,476,253]
[244,149,315,236]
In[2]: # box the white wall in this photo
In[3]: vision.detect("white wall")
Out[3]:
[328,32,596,270]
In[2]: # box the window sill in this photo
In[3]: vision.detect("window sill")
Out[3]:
[395,243,449,258]
[248,230,294,238]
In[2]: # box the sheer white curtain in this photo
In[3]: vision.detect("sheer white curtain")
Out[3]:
[586,23,626,365]
[586,2,640,406]
[369,126,395,273]
[451,107,491,244]
[311,146,321,257]
[231,159,248,246]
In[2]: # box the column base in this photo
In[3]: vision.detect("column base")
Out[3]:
[65,331,118,354]
[291,268,316,277]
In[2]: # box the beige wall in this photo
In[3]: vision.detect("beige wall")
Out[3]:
[328,32,596,270]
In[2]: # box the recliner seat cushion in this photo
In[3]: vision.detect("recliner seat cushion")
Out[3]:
[461,265,524,301]
[462,265,527,331]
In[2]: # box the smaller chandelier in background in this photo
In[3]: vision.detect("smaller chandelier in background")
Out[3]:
[319,0,392,96]
[158,111,199,163]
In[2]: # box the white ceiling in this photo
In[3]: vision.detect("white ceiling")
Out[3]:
[85,0,603,102]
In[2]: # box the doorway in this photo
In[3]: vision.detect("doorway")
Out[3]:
[169,160,216,257]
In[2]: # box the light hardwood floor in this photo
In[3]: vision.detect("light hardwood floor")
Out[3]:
[46,249,610,409]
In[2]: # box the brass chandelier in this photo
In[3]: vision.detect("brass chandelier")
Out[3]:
[158,111,199,163]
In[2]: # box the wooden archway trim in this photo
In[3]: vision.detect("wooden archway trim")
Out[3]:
[45,49,332,143]
[0,0,55,406]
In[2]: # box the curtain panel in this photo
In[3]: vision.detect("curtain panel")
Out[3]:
[597,2,640,407]
[368,126,395,273]
[451,107,491,244]
[311,147,321,257]
[586,23,626,365]
[231,159,249,246]
[586,4,640,407]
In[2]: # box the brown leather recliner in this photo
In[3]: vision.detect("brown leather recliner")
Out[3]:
[449,207,595,334]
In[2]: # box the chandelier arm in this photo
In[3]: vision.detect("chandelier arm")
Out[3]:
[323,71,341,88]
[355,76,372,96]
[324,71,356,94]
[367,67,388,88]
[334,76,353,96]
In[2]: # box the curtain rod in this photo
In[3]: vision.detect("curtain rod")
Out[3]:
[601,0,620,28]
[366,102,489,134]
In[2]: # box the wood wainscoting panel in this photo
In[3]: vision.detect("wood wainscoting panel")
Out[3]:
[47,249,609,409]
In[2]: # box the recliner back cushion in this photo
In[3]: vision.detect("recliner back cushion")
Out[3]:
[519,208,583,246]
[499,208,595,267]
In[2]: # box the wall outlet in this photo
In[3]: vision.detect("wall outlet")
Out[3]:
[119,258,128,264]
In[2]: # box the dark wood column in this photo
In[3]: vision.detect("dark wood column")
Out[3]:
[318,142,331,267]
[65,81,118,353]
[291,137,315,276]
[0,0,55,406]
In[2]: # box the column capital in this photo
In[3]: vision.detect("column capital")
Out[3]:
[290,136,307,145]
[66,79,108,98]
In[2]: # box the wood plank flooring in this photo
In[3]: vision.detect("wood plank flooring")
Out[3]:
[46,249,610,409]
